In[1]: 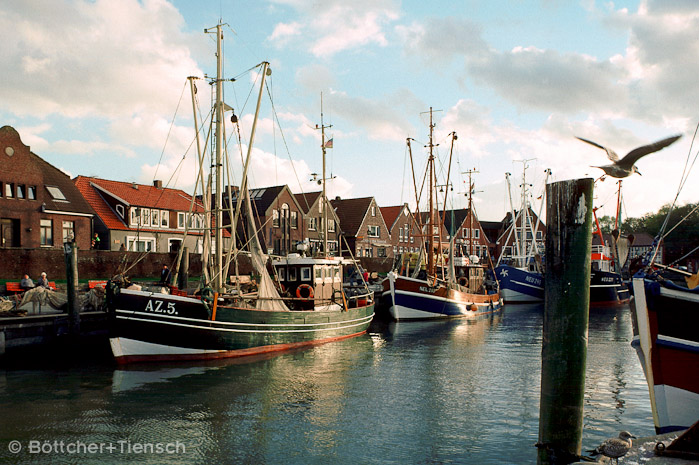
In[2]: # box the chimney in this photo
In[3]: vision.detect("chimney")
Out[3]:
[154,180,163,189]
[335,196,341,201]
[132,182,138,190]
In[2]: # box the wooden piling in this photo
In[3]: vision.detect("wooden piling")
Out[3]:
[537,178,594,465]
[178,247,189,290]
[63,241,80,336]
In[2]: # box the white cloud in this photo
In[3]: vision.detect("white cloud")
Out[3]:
[267,0,400,58]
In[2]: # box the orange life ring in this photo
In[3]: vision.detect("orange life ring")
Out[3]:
[296,284,314,301]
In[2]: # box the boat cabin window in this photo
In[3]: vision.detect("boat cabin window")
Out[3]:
[315,267,323,280]
[278,268,286,281]
[301,267,311,281]
[334,266,341,280]
[288,267,297,281]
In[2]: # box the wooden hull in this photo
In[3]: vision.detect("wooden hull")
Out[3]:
[630,277,699,433]
[590,270,629,306]
[382,273,503,321]
[495,265,544,303]
[108,288,374,364]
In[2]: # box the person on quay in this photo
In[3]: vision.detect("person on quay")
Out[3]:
[37,272,50,289]
[160,265,171,285]
[20,274,35,290]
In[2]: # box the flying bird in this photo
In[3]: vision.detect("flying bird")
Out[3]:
[576,134,682,178]
[587,431,636,464]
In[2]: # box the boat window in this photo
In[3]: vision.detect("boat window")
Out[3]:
[289,267,297,281]
[334,266,341,280]
[315,267,323,279]
[278,268,286,281]
[301,267,311,281]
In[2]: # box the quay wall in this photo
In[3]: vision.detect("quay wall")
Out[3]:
[0,248,206,282]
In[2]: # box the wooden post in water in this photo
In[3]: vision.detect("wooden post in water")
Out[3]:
[537,178,593,465]
[63,241,80,336]
[178,247,189,290]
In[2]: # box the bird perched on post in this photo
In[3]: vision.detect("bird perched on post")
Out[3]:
[587,431,636,464]
[576,134,681,178]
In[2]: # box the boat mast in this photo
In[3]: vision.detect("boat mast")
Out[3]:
[464,168,478,258]
[316,93,332,257]
[427,108,436,277]
[203,22,225,291]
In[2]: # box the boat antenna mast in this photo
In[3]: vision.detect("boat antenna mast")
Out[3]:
[313,92,334,257]
[463,168,479,258]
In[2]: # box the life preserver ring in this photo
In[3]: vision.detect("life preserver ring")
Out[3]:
[296,284,314,301]
[458,277,468,286]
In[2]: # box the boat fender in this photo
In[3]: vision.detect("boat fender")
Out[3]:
[296,284,314,301]
[470,304,478,312]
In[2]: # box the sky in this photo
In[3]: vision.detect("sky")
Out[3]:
[2,0,699,222]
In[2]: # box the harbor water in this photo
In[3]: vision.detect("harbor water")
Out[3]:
[0,304,654,464]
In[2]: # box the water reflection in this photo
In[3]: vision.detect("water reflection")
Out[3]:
[0,303,653,465]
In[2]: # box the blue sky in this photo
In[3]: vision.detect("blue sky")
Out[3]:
[1,0,698,221]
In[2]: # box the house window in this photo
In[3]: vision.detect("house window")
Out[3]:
[5,183,14,198]
[151,209,160,228]
[161,210,169,228]
[365,248,372,257]
[116,205,125,219]
[368,225,379,237]
[356,248,361,257]
[291,211,298,229]
[127,236,155,252]
[177,212,186,229]
[308,217,317,231]
[0,181,3,197]
[371,206,376,216]
[328,219,335,232]
[62,221,75,242]
[399,228,404,242]
[27,186,36,200]
[328,241,338,252]
[378,247,386,257]
[473,229,480,239]
[463,228,469,238]
[273,209,280,227]
[16,185,25,199]
[46,186,66,200]
[141,208,151,227]
[536,231,543,240]
[40,219,53,246]
[130,207,140,226]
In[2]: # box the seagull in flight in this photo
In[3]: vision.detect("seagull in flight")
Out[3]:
[576,134,682,178]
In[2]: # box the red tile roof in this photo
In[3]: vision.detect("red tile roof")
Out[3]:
[380,205,405,231]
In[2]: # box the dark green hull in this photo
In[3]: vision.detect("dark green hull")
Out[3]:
[109,288,374,364]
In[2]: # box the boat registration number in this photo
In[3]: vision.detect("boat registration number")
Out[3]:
[145,299,177,315]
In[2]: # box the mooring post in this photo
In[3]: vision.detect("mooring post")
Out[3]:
[63,240,80,336]
[178,247,189,290]
[537,178,593,465]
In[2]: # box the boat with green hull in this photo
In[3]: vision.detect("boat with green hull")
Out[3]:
[107,22,374,364]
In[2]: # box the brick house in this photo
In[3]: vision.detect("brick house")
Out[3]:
[331,196,392,259]
[380,203,420,255]
[496,207,546,262]
[222,185,306,256]
[443,208,492,262]
[294,191,341,256]
[0,125,94,250]
[74,176,215,253]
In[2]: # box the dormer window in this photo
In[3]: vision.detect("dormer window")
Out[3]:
[46,186,66,201]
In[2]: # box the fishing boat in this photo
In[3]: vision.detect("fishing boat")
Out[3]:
[494,164,549,303]
[106,23,374,364]
[381,109,503,321]
[629,131,699,433]
[589,183,630,306]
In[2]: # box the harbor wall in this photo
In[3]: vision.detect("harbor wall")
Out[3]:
[0,248,205,282]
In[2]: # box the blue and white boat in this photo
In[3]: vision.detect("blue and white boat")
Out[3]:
[494,165,549,303]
